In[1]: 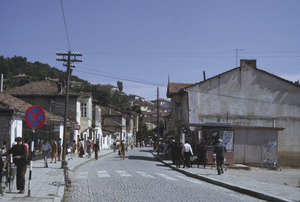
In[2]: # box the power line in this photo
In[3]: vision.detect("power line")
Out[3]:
[83,50,300,57]
[74,69,166,88]
[60,0,71,51]
[83,66,166,86]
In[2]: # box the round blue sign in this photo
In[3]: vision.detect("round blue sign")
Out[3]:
[25,106,45,129]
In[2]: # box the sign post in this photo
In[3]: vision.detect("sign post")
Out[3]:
[25,105,45,197]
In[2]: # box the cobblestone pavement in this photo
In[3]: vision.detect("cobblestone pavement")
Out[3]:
[64,148,263,202]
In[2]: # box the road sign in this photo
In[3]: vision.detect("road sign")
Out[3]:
[25,106,45,129]
[73,124,81,130]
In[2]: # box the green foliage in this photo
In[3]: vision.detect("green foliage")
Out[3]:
[0,55,133,109]
[0,55,84,90]
[151,120,165,138]
[136,115,154,141]
[110,91,131,109]
[117,81,123,92]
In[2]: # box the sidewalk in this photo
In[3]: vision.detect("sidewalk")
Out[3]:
[153,152,300,202]
[0,149,113,202]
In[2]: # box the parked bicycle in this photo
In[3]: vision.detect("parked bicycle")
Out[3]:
[1,156,16,195]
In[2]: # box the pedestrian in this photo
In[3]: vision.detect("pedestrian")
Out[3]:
[87,141,92,158]
[113,142,117,152]
[3,137,28,194]
[85,137,90,155]
[93,140,100,160]
[197,141,207,169]
[57,138,62,161]
[211,153,216,169]
[182,140,194,168]
[79,139,84,158]
[175,142,183,168]
[41,139,51,168]
[51,138,57,163]
[77,138,80,157]
[213,139,227,175]
[120,140,125,160]
[166,140,177,164]
[72,140,77,156]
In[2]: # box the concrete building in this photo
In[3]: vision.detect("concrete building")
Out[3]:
[167,59,300,167]
[0,92,64,147]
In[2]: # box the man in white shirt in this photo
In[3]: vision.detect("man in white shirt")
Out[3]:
[182,140,193,168]
[41,140,52,168]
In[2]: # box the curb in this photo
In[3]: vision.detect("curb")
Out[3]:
[152,152,290,202]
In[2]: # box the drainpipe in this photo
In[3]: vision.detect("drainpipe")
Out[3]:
[273,116,276,127]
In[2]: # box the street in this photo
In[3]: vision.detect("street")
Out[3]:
[63,147,263,202]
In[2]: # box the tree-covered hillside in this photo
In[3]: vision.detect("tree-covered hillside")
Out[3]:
[0,55,83,87]
[0,55,132,110]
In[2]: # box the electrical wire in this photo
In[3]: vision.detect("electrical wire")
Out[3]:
[82,65,166,87]
[60,0,71,51]
[74,69,167,88]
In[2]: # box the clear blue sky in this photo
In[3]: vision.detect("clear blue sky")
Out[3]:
[1,0,299,100]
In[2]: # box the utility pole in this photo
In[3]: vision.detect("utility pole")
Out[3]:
[56,51,82,168]
[157,87,159,138]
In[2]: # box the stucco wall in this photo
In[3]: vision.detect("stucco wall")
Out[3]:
[234,128,278,165]
[186,61,300,167]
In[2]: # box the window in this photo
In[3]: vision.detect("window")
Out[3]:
[81,102,87,117]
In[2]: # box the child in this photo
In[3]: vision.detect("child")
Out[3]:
[211,153,216,169]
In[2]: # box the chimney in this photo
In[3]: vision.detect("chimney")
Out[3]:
[203,71,206,81]
[240,59,257,69]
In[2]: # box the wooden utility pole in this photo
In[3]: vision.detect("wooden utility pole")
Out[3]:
[56,51,82,168]
[157,87,159,138]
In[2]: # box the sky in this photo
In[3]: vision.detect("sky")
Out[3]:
[1,0,300,101]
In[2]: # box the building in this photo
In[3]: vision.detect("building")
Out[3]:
[167,59,300,167]
[0,92,64,148]
[7,80,93,146]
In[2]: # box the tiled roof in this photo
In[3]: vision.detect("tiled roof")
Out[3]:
[167,82,194,97]
[100,106,123,116]
[8,80,79,96]
[0,93,64,124]
[150,98,171,103]
[102,118,122,127]
[133,99,154,107]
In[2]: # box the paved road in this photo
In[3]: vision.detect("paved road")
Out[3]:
[64,148,264,202]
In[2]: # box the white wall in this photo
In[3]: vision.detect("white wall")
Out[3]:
[185,61,300,166]
[10,117,22,146]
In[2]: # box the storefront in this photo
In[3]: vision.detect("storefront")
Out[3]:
[187,123,282,166]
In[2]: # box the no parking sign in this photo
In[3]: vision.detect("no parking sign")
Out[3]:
[25,105,46,196]
[25,105,45,129]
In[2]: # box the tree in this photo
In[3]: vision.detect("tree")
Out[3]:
[117,81,123,92]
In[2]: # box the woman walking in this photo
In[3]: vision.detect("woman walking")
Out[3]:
[50,138,57,163]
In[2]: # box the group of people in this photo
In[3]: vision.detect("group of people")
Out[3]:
[77,138,100,160]
[164,138,227,175]
[40,138,62,168]
[0,136,103,195]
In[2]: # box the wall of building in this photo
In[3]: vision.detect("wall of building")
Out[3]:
[186,60,300,167]
[10,117,23,146]
[234,128,279,165]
